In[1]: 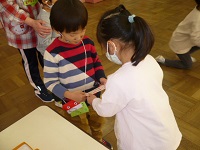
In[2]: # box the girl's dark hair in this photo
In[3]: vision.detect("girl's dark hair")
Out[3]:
[97,4,154,66]
[195,0,200,5]
[38,0,52,4]
[50,0,88,33]
[195,0,200,10]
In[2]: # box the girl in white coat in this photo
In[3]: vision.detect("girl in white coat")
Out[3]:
[86,4,182,150]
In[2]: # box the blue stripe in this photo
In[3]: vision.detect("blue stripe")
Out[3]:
[45,79,59,89]
[44,59,58,67]
[45,76,94,90]
[44,57,72,68]
[67,77,94,89]
[44,65,84,79]
[44,72,59,78]
[59,68,83,78]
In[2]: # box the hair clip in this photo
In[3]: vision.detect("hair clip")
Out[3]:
[104,12,120,20]
[128,14,136,23]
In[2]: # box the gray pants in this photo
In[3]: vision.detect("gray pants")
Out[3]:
[164,46,200,69]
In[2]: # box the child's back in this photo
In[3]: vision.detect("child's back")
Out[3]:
[87,4,182,150]
[37,0,59,55]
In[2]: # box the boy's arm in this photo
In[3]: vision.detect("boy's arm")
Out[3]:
[64,91,86,103]
[43,51,86,102]
[43,51,68,100]
[90,43,107,81]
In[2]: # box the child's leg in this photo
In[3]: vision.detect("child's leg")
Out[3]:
[189,46,200,54]
[87,105,105,141]
[18,48,54,102]
[164,52,192,69]
[66,113,91,134]
[78,113,91,134]
[18,48,44,89]
[37,50,44,68]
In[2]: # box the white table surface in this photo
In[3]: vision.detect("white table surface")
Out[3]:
[0,106,109,150]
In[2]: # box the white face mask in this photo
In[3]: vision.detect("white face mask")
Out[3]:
[45,0,54,8]
[106,41,122,65]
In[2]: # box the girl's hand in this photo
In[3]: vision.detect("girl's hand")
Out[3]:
[25,17,52,37]
[86,94,97,105]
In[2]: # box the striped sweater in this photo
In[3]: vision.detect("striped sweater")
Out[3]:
[43,36,106,100]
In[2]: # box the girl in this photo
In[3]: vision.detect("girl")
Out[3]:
[86,4,182,150]
[0,0,53,102]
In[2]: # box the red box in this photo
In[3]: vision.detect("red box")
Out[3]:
[62,100,79,110]
[85,0,103,3]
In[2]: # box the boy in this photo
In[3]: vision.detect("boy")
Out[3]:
[43,0,112,149]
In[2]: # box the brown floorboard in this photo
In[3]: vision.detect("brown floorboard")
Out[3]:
[0,0,200,149]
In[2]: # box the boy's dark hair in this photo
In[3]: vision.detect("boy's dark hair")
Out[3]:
[50,0,88,33]
[97,4,154,66]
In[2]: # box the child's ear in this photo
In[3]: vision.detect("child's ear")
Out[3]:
[110,39,121,52]
[107,41,116,55]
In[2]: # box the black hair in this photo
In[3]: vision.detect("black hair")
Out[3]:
[195,0,200,5]
[195,0,200,10]
[38,0,52,4]
[97,4,154,66]
[50,0,88,33]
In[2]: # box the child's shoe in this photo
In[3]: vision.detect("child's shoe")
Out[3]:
[55,100,63,108]
[191,56,196,62]
[102,139,113,150]
[35,86,54,102]
[155,55,165,63]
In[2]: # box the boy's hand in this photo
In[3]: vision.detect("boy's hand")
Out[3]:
[64,90,86,103]
[99,77,107,85]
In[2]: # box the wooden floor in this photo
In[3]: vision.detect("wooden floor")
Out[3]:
[0,0,200,149]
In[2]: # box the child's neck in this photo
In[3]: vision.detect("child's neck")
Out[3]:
[42,5,51,12]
